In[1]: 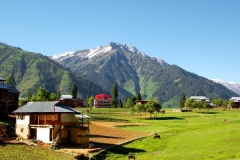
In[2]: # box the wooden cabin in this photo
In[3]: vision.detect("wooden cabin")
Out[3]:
[13,101,91,145]
[0,78,20,120]
[229,97,240,108]
[59,95,84,108]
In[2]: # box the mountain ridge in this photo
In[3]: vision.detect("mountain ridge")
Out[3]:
[1,41,238,108]
[0,42,105,99]
[212,79,240,95]
[51,42,239,106]
[50,42,167,66]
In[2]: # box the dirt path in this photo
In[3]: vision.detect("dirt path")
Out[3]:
[58,121,151,155]
[89,122,151,149]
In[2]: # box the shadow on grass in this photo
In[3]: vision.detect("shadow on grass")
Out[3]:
[116,124,146,128]
[91,145,146,160]
[90,117,129,122]
[90,134,123,139]
[143,117,184,120]
[199,112,219,114]
[89,112,126,115]
[0,142,6,146]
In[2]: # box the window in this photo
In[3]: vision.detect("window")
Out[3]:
[17,115,25,120]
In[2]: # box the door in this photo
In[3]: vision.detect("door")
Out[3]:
[68,130,71,143]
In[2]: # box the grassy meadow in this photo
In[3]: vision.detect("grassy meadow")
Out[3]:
[1,108,240,160]
[0,143,74,160]
[84,108,240,160]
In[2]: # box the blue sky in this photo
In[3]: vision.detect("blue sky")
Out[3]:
[1,1,240,83]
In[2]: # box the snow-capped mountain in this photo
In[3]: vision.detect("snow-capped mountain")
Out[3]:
[50,42,167,65]
[212,79,240,95]
[48,42,239,104]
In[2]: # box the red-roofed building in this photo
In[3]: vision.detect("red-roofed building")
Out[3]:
[94,94,111,108]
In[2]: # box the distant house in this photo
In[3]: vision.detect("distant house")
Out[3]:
[135,100,148,105]
[94,94,111,108]
[0,78,20,120]
[229,97,240,108]
[188,96,210,103]
[59,95,84,108]
[13,101,91,145]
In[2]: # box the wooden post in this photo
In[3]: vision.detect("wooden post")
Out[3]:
[38,114,39,125]
[44,114,46,125]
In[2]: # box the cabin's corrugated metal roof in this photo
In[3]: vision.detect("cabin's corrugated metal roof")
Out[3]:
[229,97,240,102]
[13,101,80,113]
[60,95,73,99]
[0,84,20,93]
[189,96,209,100]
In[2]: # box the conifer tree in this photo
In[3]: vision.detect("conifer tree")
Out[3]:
[111,82,118,108]
[179,93,186,109]
[56,87,61,100]
[72,83,78,99]
[28,91,32,101]
[137,92,142,100]
[117,98,123,108]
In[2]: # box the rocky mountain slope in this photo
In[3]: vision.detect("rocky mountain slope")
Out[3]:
[212,79,240,95]
[51,42,239,106]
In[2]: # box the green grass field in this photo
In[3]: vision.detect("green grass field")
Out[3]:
[85,108,240,160]
[1,108,240,160]
[0,143,74,160]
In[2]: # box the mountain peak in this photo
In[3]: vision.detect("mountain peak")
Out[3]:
[108,42,139,54]
[50,42,169,66]
[50,42,144,60]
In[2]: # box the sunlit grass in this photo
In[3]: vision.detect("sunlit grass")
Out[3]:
[0,143,74,160]
[2,108,239,160]
[89,108,240,160]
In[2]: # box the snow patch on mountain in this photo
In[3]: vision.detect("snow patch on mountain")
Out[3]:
[151,57,166,65]
[50,51,75,59]
[212,79,240,95]
[86,46,107,58]
[50,42,167,66]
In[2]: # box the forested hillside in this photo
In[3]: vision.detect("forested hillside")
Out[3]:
[0,43,105,100]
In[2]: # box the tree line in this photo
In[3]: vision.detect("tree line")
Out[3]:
[178,93,236,111]
[18,83,78,107]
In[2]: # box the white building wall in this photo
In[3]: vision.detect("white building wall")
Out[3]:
[15,124,30,139]
[16,115,30,125]
[15,114,30,139]
[37,128,51,143]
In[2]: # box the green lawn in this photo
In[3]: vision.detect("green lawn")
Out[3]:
[0,143,74,160]
[84,108,240,160]
[1,108,240,160]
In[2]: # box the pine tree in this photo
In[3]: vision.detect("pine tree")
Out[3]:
[28,91,32,101]
[179,93,186,109]
[111,82,118,108]
[56,87,61,100]
[124,97,134,108]
[137,92,142,100]
[72,83,78,99]
[117,99,123,108]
